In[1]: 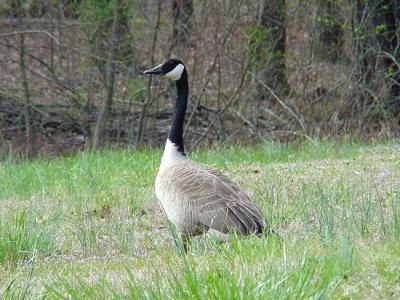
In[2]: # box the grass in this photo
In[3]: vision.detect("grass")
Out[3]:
[0,140,400,299]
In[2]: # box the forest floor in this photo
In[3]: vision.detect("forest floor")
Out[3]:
[0,140,400,299]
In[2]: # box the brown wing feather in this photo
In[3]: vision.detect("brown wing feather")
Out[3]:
[168,160,267,235]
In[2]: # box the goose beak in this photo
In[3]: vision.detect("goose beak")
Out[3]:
[143,64,164,75]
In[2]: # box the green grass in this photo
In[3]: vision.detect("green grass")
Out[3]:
[1,140,400,299]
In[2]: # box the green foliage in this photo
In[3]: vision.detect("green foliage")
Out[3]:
[128,78,146,101]
[387,65,397,77]
[246,25,271,44]
[375,23,387,35]
[245,25,283,71]
[0,2,12,12]
[79,0,116,32]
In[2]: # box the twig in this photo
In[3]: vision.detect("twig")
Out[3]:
[189,59,249,150]
[136,0,163,146]
[228,107,267,143]
[0,30,60,44]
[247,70,308,133]
[377,51,400,70]
[269,130,315,141]
[183,0,244,138]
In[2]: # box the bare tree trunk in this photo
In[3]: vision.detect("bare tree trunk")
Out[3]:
[0,95,7,158]
[354,0,399,116]
[93,0,122,149]
[0,133,6,160]
[135,0,162,147]
[170,0,193,54]
[18,4,36,159]
[48,0,55,72]
[260,0,286,89]
[373,0,400,107]
[57,2,64,68]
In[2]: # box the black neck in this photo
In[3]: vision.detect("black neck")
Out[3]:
[168,69,188,155]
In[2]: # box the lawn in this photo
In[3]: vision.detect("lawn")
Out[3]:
[0,140,399,299]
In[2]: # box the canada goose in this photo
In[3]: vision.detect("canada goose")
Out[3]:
[144,59,267,251]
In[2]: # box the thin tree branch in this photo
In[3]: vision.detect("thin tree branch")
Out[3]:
[190,58,249,150]
[247,70,308,133]
[0,30,60,44]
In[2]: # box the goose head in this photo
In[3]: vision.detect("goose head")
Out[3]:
[143,59,185,81]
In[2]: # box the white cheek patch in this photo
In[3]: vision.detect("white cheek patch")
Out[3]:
[165,64,184,81]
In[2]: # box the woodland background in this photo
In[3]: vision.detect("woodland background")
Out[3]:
[0,0,399,158]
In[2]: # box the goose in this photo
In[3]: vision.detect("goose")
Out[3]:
[144,59,267,251]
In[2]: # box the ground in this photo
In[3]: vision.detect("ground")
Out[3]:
[0,141,399,299]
